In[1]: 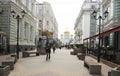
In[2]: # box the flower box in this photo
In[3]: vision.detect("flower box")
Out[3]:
[0,65,10,76]
[111,68,120,76]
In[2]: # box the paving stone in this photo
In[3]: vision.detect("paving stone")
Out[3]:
[8,48,112,76]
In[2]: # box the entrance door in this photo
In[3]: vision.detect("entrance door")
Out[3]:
[0,32,7,54]
[114,31,120,52]
[118,31,120,50]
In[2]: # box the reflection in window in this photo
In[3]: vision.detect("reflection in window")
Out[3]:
[91,5,96,9]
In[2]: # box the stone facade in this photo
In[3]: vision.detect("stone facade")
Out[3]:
[0,0,36,53]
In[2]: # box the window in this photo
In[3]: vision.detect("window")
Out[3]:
[47,10,49,14]
[47,21,49,26]
[31,3,34,13]
[19,21,22,38]
[26,0,29,8]
[24,22,29,39]
[91,5,96,9]
[91,0,97,2]
[38,30,41,37]
[39,20,42,26]
[15,22,17,37]
[30,26,33,40]
[109,33,113,46]
[24,23,27,38]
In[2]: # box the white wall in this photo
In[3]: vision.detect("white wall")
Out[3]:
[83,12,90,39]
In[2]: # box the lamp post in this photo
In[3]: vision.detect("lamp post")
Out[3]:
[92,10,108,62]
[11,10,26,59]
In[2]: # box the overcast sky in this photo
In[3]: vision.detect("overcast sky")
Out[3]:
[36,0,85,38]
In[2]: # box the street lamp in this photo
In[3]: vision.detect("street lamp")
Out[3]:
[92,10,108,62]
[11,10,26,59]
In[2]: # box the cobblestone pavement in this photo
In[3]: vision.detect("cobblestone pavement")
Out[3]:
[9,48,112,76]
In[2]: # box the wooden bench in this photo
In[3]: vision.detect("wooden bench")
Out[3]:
[22,51,40,58]
[84,59,101,74]
[77,53,85,60]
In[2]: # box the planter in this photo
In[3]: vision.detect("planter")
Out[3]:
[70,51,75,55]
[2,57,15,70]
[77,53,85,60]
[116,52,120,64]
[0,65,10,76]
[111,68,120,76]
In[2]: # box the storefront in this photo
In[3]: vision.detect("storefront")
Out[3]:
[83,26,120,63]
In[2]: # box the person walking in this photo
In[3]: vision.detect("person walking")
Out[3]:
[45,41,51,61]
[52,44,56,53]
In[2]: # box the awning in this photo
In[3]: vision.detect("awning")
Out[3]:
[83,26,120,40]
[101,26,120,36]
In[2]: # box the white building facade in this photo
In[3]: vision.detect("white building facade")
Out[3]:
[36,2,58,41]
[74,0,97,45]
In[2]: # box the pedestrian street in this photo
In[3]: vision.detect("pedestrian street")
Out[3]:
[9,48,112,76]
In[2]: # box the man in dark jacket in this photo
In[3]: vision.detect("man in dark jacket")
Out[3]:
[45,41,51,61]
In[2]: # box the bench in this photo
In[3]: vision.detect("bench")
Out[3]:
[77,53,85,60]
[10,54,17,63]
[84,59,101,74]
[1,57,15,70]
[22,51,40,58]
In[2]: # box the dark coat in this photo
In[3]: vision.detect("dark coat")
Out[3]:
[45,43,51,53]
